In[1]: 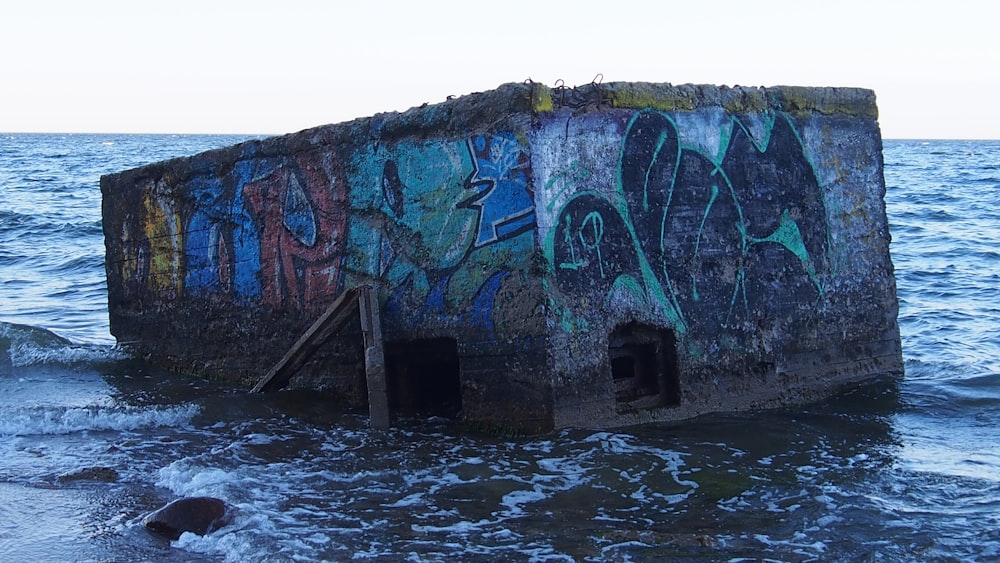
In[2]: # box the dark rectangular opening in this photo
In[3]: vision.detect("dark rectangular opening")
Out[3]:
[385,337,462,419]
[610,323,681,408]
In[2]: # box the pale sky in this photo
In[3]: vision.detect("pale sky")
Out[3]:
[2,0,997,139]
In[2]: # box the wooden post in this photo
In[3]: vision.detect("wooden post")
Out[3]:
[251,288,362,393]
[359,286,390,429]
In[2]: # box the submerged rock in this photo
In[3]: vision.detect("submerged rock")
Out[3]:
[142,496,232,540]
[56,466,119,483]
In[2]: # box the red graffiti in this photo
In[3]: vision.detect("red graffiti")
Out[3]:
[244,149,348,312]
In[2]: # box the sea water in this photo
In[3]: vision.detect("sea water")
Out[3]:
[1,134,999,562]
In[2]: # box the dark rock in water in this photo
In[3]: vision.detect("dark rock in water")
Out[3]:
[142,496,232,540]
[57,466,120,483]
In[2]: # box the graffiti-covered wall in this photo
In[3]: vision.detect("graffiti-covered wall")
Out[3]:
[102,81,902,432]
[530,82,901,427]
[102,83,553,430]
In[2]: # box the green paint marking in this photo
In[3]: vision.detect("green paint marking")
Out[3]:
[544,161,590,213]
[607,274,646,306]
[776,113,834,277]
[557,212,583,270]
[716,124,732,163]
[642,131,671,212]
[691,183,720,302]
[579,211,606,278]
[752,209,824,296]
[614,183,687,332]
[735,112,778,153]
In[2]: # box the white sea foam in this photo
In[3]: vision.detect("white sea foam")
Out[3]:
[384,492,424,508]
[240,433,278,445]
[9,343,128,367]
[0,403,199,436]
[498,488,547,517]
[1,322,126,367]
[753,532,829,557]
[172,513,273,563]
[156,459,240,497]
[411,518,491,534]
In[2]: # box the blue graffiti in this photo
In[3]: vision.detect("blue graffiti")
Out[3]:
[459,133,535,247]
[184,157,269,300]
[383,271,509,334]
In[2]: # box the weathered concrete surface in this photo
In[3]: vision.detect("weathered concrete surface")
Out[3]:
[101,81,902,433]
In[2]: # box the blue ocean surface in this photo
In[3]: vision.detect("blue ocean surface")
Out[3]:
[1,133,999,561]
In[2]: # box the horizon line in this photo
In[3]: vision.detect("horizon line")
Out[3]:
[3,131,999,143]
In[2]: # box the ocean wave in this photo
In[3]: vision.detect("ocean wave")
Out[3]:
[157,459,239,498]
[0,403,199,436]
[1,321,125,367]
[0,214,103,240]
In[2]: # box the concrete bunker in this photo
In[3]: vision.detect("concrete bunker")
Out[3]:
[609,322,681,409]
[100,80,904,433]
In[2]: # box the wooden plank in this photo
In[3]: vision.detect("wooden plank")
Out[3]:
[359,286,390,429]
[251,287,362,393]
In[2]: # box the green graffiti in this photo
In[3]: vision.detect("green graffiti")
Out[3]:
[608,274,646,307]
[546,108,830,342]
[544,161,590,213]
[692,183,720,302]
[750,209,823,296]
[612,188,688,334]
[579,211,605,279]
[558,213,583,271]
